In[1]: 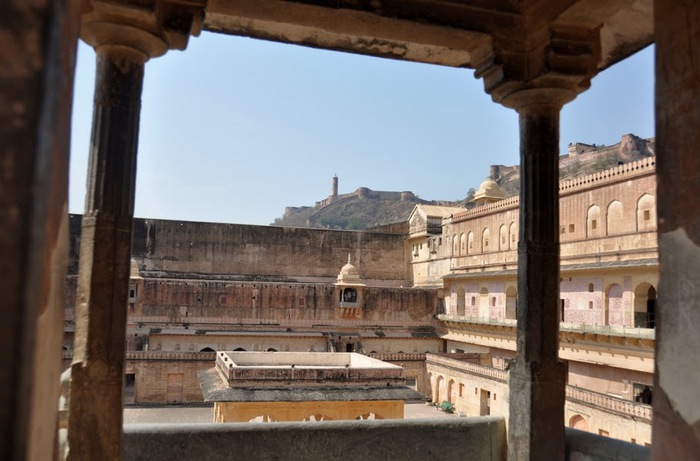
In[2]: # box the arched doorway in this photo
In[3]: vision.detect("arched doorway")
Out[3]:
[505,286,517,320]
[447,379,456,403]
[478,287,489,318]
[435,375,445,403]
[456,287,466,316]
[634,283,657,328]
[569,414,589,431]
[428,373,436,403]
[604,284,623,326]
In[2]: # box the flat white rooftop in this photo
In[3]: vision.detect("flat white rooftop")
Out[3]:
[198,352,423,402]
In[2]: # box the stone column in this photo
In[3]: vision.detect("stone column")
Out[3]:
[0,2,79,460]
[652,2,700,459]
[67,2,204,458]
[503,89,573,461]
[67,45,148,461]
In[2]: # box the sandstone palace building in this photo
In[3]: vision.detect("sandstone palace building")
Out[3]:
[64,155,656,444]
[5,2,700,461]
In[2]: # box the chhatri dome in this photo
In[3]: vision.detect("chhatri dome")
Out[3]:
[469,178,506,206]
[337,253,363,285]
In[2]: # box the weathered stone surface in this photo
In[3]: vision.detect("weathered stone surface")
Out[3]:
[68,48,145,461]
[0,0,79,459]
[68,215,409,284]
[653,1,700,459]
[123,417,506,461]
[508,99,567,461]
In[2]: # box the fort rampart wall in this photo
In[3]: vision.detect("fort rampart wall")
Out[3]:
[68,215,408,284]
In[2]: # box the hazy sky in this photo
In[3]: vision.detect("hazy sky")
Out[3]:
[69,33,654,226]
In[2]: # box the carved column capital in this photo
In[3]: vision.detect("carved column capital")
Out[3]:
[80,0,207,60]
[473,24,600,114]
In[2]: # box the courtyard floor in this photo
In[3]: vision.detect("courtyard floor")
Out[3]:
[123,402,459,424]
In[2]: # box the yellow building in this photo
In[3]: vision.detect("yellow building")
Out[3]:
[199,352,419,422]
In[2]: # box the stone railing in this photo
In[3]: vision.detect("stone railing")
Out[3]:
[439,315,655,340]
[451,196,520,222]
[559,157,655,195]
[560,322,655,339]
[566,386,652,421]
[63,350,216,361]
[437,315,517,328]
[449,158,655,225]
[426,354,508,382]
[125,351,216,361]
[127,316,432,329]
[74,350,213,361]
[368,353,426,361]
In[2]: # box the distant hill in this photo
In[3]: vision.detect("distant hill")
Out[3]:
[273,186,462,230]
[272,134,655,230]
[494,133,655,197]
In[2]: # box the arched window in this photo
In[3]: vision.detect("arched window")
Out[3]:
[607,200,624,235]
[634,283,657,328]
[482,228,490,252]
[453,234,460,254]
[456,287,466,316]
[491,296,496,307]
[588,283,594,292]
[506,286,517,320]
[587,205,601,238]
[605,284,624,326]
[637,194,656,231]
[460,233,466,255]
[509,222,517,249]
[467,231,474,254]
[499,224,508,251]
[569,415,589,431]
[342,287,357,303]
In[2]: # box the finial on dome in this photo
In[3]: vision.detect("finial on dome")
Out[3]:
[347,253,352,264]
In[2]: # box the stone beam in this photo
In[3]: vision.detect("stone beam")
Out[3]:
[67,1,205,459]
[652,1,700,459]
[0,1,79,459]
[204,0,488,67]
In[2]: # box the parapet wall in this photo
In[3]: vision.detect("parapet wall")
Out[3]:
[450,158,655,224]
[68,215,408,284]
[134,279,438,324]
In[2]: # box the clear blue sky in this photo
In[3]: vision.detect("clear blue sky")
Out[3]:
[69,33,654,226]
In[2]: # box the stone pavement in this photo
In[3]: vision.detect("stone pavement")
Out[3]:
[124,402,459,424]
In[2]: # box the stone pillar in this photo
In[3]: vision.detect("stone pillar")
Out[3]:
[67,46,147,461]
[67,2,205,459]
[503,89,573,461]
[0,2,79,460]
[652,2,700,459]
